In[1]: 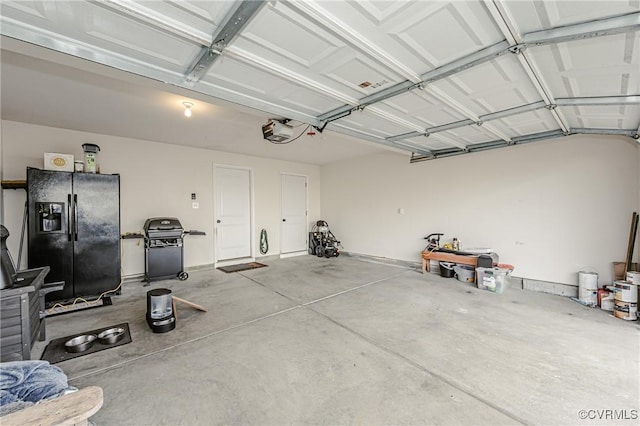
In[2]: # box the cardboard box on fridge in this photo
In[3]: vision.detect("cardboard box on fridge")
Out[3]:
[44,153,74,172]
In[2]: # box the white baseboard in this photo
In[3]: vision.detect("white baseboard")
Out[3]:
[280,251,308,259]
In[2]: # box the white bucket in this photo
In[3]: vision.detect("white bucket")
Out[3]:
[626,271,640,284]
[601,295,615,312]
[614,300,638,321]
[614,280,638,303]
[578,271,598,306]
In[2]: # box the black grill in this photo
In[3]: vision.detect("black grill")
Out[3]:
[143,217,187,283]
[144,217,183,246]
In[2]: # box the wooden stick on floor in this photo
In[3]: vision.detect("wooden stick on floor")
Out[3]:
[172,296,207,312]
[626,212,638,271]
[172,298,177,320]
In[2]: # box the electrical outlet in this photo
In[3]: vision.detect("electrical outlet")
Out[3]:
[192,202,199,209]
[191,193,196,200]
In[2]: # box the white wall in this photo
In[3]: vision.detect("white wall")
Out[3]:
[320,135,640,286]
[1,120,321,277]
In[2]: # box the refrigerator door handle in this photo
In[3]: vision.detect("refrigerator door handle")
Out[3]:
[73,194,78,241]
[67,194,72,241]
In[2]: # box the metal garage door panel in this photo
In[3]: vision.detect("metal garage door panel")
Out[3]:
[232,2,403,99]
[322,56,402,97]
[131,1,234,38]
[335,111,416,138]
[379,91,468,128]
[382,0,504,72]
[501,0,638,35]
[275,89,345,115]
[439,125,495,147]
[430,55,542,117]
[404,136,456,151]
[488,110,560,138]
[233,3,344,68]
[527,33,640,98]
[561,105,640,129]
[0,1,201,72]
[204,58,344,116]
[303,0,503,75]
[364,104,439,132]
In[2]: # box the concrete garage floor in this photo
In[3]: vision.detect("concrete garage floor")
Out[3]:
[34,256,639,425]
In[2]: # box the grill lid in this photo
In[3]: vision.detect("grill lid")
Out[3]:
[144,217,183,233]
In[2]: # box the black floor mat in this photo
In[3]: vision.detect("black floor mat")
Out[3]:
[217,262,267,273]
[40,322,131,364]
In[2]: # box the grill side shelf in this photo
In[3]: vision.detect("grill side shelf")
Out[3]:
[121,233,143,239]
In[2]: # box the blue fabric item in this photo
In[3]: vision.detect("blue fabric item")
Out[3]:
[0,361,69,406]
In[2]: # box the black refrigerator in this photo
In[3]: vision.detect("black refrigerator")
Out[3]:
[27,167,121,303]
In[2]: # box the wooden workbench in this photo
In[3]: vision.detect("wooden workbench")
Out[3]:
[421,251,479,273]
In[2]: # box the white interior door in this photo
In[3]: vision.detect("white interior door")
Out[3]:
[215,166,252,262]
[281,174,308,254]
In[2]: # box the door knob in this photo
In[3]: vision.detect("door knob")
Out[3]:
[282,219,286,222]
[216,220,221,223]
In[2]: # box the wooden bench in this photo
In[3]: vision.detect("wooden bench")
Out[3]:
[421,251,479,273]
[1,386,103,426]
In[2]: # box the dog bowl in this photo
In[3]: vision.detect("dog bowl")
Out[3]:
[97,327,125,345]
[65,334,97,353]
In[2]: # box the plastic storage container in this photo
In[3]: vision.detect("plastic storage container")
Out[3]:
[82,143,100,173]
[476,267,511,293]
[453,264,475,283]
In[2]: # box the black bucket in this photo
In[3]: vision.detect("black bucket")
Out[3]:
[440,262,455,278]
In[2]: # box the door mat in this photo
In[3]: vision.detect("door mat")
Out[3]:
[40,322,131,364]
[217,262,267,273]
[45,296,112,317]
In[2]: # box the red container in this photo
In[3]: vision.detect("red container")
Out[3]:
[597,288,610,307]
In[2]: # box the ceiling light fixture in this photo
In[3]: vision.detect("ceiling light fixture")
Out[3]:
[183,102,194,117]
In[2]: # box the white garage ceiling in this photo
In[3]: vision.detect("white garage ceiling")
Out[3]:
[1,0,639,162]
